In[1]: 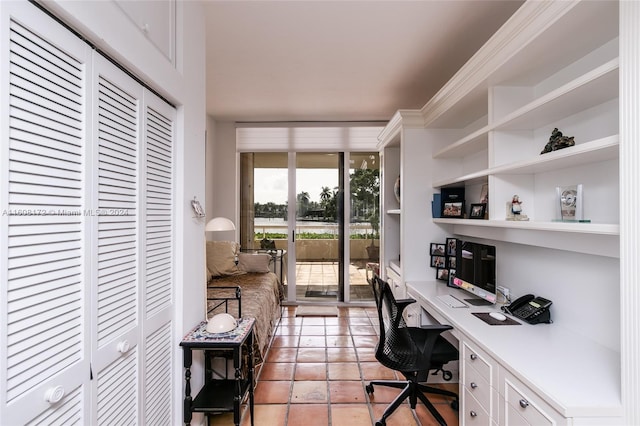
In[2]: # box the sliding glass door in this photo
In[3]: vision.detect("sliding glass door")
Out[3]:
[240,151,378,304]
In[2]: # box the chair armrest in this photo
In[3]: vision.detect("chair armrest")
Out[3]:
[394,298,416,314]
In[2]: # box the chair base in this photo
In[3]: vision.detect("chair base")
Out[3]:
[366,379,458,426]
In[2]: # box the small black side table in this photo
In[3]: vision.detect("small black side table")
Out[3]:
[180,318,255,426]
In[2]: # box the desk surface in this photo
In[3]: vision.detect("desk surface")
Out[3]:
[406,281,622,419]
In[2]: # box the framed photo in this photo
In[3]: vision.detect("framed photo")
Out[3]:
[442,201,464,218]
[470,203,486,219]
[446,238,456,257]
[447,256,456,269]
[556,184,583,221]
[430,243,445,256]
[436,267,449,281]
[479,183,488,204]
[431,255,446,268]
[447,269,457,288]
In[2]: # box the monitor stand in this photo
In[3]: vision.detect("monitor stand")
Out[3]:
[465,298,493,306]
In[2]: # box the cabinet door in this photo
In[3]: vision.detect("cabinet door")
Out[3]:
[0,2,92,424]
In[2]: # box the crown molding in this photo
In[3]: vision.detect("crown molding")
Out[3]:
[420,0,577,127]
[377,109,424,149]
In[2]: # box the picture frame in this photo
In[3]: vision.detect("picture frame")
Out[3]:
[479,183,488,204]
[447,269,457,288]
[469,203,486,219]
[556,184,584,221]
[436,267,449,282]
[431,255,446,268]
[446,238,456,257]
[442,201,464,218]
[447,256,456,269]
[430,243,445,256]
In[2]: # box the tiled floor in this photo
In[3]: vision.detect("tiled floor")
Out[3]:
[208,306,459,426]
[292,261,376,302]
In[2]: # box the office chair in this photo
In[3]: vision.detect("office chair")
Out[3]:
[366,275,459,426]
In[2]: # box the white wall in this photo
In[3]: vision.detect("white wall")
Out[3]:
[206,119,237,241]
[38,1,207,424]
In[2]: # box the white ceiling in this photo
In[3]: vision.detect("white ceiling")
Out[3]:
[204,1,524,123]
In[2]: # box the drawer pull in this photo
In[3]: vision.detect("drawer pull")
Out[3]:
[519,399,529,408]
[470,353,478,360]
[470,410,477,417]
[470,382,478,389]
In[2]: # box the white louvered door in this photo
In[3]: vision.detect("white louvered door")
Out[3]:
[141,92,175,425]
[1,2,176,425]
[90,54,143,425]
[0,2,92,425]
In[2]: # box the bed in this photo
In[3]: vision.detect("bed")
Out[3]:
[206,242,284,364]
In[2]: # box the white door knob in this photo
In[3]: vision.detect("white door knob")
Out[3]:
[117,340,130,354]
[45,386,65,404]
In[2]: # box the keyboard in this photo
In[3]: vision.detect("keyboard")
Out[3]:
[437,294,468,308]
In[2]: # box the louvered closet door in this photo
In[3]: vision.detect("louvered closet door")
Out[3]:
[141,91,175,425]
[0,2,92,425]
[90,54,143,425]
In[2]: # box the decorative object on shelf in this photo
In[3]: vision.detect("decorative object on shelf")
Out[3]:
[191,196,205,218]
[506,195,529,221]
[479,184,488,204]
[447,269,457,288]
[432,193,442,218]
[393,175,401,203]
[556,184,587,222]
[541,127,575,154]
[470,203,487,219]
[441,187,465,218]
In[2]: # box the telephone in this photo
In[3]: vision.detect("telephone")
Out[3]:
[503,294,553,324]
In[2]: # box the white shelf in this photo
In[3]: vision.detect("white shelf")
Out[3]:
[432,59,618,160]
[433,135,619,188]
[433,218,619,235]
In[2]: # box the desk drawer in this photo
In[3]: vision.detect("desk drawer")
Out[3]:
[464,361,492,412]
[502,372,567,426]
[462,340,494,385]
[463,387,492,426]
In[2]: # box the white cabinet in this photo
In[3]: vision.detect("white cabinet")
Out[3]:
[461,337,568,426]
[500,370,568,426]
[461,339,499,425]
[378,112,448,287]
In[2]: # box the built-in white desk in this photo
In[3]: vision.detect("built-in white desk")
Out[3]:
[406,281,622,425]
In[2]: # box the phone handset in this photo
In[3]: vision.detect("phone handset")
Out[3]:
[503,294,553,324]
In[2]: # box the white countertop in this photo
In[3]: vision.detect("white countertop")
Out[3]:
[406,280,622,418]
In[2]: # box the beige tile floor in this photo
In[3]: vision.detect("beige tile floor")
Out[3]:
[208,306,459,426]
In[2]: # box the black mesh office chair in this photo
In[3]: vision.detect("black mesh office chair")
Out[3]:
[366,275,459,426]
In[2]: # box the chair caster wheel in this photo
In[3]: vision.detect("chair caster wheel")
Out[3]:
[443,370,453,381]
[375,421,385,426]
[451,399,459,411]
[366,384,374,394]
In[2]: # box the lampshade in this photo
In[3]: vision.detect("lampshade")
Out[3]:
[205,217,236,232]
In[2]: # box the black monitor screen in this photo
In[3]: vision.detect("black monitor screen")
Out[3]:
[453,239,496,304]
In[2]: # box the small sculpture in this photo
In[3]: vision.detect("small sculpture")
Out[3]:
[506,194,529,221]
[541,127,575,154]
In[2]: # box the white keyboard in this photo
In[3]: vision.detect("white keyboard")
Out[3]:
[437,294,468,308]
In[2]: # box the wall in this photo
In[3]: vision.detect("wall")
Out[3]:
[36,1,206,424]
[206,119,237,241]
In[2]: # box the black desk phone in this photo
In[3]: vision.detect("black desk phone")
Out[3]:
[503,294,553,324]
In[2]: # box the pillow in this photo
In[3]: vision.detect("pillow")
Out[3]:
[206,241,245,277]
[237,252,272,273]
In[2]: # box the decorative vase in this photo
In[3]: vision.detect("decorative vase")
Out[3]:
[393,176,401,203]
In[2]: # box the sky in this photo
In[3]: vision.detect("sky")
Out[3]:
[254,168,339,204]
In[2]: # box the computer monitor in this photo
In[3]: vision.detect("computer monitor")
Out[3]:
[451,239,496,305]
